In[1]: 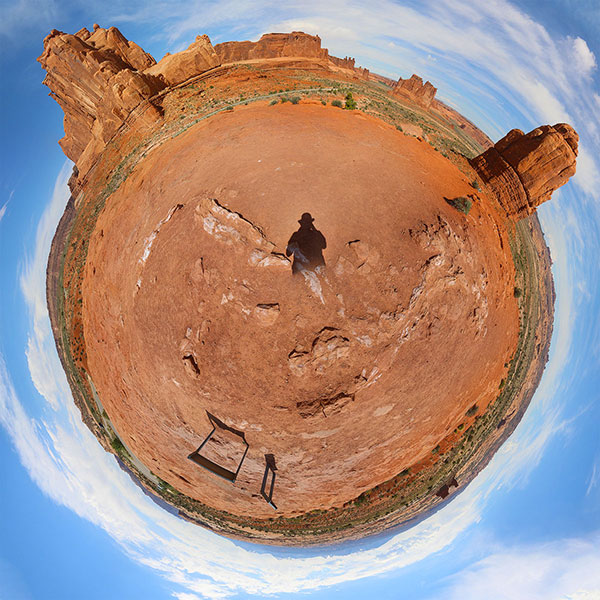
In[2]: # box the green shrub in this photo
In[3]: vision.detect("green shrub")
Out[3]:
[269,99,278,105]
[291,96,301,104]
[446,196,472,215]
[321,99,326,105]
[331,99,343,108]
[471,179,481,190]
[466,404,478,417]
[280,96,289,103]
[514,287,523,298]
[110,436,125,454]
[345,91,357,110]
[396,124,403,132]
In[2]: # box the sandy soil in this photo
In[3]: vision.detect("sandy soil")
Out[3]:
[81,102,518,518]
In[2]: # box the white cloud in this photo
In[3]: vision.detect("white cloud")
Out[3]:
[440,533,600,600]
[19,161,72,411]
[572,145,600,197]
[570,37,597,77]
[0,197,10,223]
[586,459,600,497]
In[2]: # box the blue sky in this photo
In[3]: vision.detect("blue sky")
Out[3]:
[1,1,599,599]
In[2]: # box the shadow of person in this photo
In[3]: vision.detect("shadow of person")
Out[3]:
[285,213,327,274]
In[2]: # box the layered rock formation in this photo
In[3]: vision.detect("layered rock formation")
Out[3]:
[38,25,166,167]
[470,124,578,219]
[392,74,437,109]
[214,32,328,63]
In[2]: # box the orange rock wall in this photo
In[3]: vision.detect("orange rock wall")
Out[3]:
[39,26,373,181]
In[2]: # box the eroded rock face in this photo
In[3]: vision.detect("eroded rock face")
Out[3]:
[392,74,437,108]
[144,35,220,86]
[37,26,165,166]
[214,32,328,63]
[470,123,579,219]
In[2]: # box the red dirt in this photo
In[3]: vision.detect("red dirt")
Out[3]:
[82,102,518,518]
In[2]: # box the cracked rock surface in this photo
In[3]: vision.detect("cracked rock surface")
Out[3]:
[82,103,518,517]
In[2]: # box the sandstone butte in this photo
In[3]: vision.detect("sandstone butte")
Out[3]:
[40,25,578,545]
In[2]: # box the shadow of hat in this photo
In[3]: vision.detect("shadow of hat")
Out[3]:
[298,212,314,224]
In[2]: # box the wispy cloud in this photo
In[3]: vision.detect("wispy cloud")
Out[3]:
[439,533,600,600]
[19,161,72,411]
[586,459,600,497]
[0,201,8,224]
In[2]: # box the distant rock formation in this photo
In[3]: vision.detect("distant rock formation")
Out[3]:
[38,25,166,167]
[435,477,458,499]
[329,55,370,79]
[214,32,328,63]
[392,74,437,109]
[215,32,370,79]
[470,124,578,219]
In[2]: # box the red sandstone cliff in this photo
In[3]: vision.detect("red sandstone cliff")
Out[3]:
[392,74,437,109]
[329,55,370,79]
[38,25,166,169]
[470,123,578,219]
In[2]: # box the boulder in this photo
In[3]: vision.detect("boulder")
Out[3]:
[144,35,220,86]
[470,123,579,219]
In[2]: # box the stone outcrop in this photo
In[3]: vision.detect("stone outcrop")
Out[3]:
[214,32,328,63]
[144,35,220,86]
[470,123,578,219]
[38,25,166,167]
[392,74,437,109]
